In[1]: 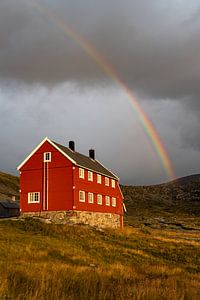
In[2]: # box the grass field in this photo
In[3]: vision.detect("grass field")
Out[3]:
[0,218,200,299]
[0,172,200,299]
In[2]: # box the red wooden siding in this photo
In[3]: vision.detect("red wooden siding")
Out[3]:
[73,168,123,215]
[20,141,73,212]
[19,139,123,227]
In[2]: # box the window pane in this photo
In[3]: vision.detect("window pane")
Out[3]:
[112,197,116,207]
[112,180,115,188]
[28,192,40,203]
[97,174,101,184]
[88,193,93,203]
[105,177,109,186]
[106,196,110,206]
[88,171,93,181]
[44,152,51,162]
[97,194,102,205]
[79,168,84,179]
[79,191,85,202]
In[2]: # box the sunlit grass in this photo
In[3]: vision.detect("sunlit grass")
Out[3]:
[0,219,200,299]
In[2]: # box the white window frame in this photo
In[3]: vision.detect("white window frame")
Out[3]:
[111,179,115,188]
[97,174,101,184]
[79,168,85,179]
[44,152,51,162]
[28,192,40,203]
[97,194,102,205]
[88,192,94,204]
[79,191,85,202]
[112,197,116,207]
[105,196,110,206]
[105,177,109,186]
[88,171,93,182]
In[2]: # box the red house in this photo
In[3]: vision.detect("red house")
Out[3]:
[17,138,124,228]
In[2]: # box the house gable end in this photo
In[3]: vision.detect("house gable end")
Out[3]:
[17,137,76,171]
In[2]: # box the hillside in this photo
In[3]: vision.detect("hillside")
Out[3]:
[0,219,200,299]
[0,172,200,299]
[0,171,19,201]
[122,174,200,229]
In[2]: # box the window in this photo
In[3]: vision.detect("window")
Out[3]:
[97,174,101,184]
[97,194,102,205]
[105,177,109,186]
[112,197,116,207]
[79,191,85,202]
[28,192,40,203]
[79,168,84,179]
[88,192,94,204]
[44,152,51,162]
[88,171,93,181]
[105,196,110,206]
[111,179,115,188]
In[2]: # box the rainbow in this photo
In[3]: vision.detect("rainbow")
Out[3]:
[26,1,175,180]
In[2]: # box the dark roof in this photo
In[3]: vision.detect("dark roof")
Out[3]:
[0,200,20,209]
[53,141,118,180]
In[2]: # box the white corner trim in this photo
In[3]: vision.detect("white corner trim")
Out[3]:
[17,137,49,170]
[123,202,127,213]
[117,181,124,199]
[17,137,76,170]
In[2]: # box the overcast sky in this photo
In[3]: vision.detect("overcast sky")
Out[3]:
[0,0,200,185]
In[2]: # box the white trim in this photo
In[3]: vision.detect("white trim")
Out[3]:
[97,194,102,205]
[111,179,116,188]
[76,164,117,181]
[123,202,127,213]
[79,190,85,202]
[105,177,109,186]
[117,181,124,199]
[79,168,85,179]
[17,137,119,182]
[47,162,49,210]
[88,171,93,181]
[17,137,76,170]
[112,197,116,207]
[43,161,45,210]
[88,192,94,203]
[28,192,40,203]
[105,196,110,206]
[44,152,51,162]
[97,174,101,184]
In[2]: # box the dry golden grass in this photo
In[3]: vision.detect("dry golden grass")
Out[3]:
[0,218,200,299]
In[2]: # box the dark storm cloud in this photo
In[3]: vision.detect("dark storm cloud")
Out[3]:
[1,0,200,105]
[0,0,200,183]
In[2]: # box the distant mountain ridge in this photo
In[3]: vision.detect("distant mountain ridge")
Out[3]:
[121,173,200,228]
[171,173,200,185]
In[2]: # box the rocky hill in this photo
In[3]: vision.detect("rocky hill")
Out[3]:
[0,171,19,201]
[121,174,200,228]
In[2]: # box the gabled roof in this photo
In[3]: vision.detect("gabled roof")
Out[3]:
[0,200,19,209]
[17,137,119,180]
[53,141,118,180]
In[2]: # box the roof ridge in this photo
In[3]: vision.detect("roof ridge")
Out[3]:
[52,140,93,159]
[52,140,118,180]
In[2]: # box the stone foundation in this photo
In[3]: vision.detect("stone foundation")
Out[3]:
[20,210,121,229]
